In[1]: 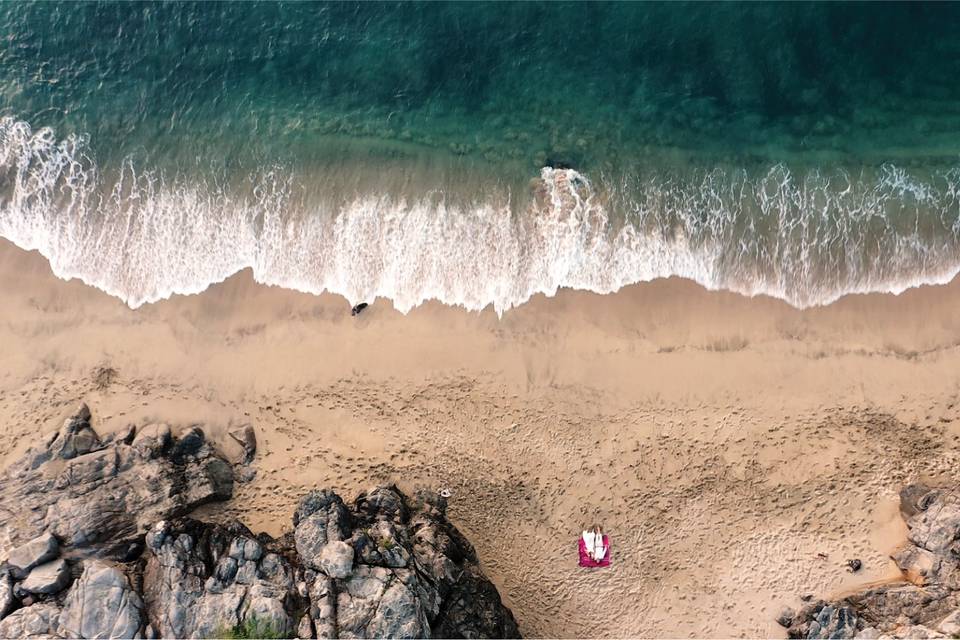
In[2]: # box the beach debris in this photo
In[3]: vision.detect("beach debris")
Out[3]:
[846,558,862,572]
[816,551,828,560]
[351,302,368,316]
[439,488,453,498]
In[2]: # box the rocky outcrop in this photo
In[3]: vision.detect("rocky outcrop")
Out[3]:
[0,404,520,639]
[142,518,298,638]
[0,404,233,561]
[137,485,519,639]
[783,483,960,639]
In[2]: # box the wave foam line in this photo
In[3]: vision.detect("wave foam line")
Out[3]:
[2,115,960,315]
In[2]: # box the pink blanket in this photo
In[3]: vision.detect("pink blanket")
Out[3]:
[578,534,611,567]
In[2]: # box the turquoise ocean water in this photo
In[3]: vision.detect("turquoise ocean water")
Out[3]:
[2,2,960,312]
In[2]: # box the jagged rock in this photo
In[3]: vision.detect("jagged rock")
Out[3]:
[0,405,520,639]
[51,403,99,460]
[893,546,942,586]
[849,585,959,630]
[777,607,796,628]
[433,565,521,639]
[0,603,61,639]
[305,575,337,639]
[903,492,960,554]
[353,520,411,568]
[337,565,429,639]
[296,613,313,639]
[168,426,207,463]
[319,540,354,579]
[18,559,71,596]
[132,423,171,458]
[228,425,257,464]
[142,518,298,638]
[59,560,145,639]
[0,567,13,620]
[6,533,59,579]
[236,466,257,483]
[354,485,408,524]
[294,489,352,571]
[0,412,234,560]
[806,605,858,639]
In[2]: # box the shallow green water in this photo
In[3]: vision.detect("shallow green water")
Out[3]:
[1,2,960,311]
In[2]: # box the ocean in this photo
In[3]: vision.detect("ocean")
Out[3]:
[2,1,960,313]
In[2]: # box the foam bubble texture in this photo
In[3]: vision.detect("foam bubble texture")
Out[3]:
[2,116,960,315]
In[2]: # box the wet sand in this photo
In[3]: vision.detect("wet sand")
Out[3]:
[2,237,960,638]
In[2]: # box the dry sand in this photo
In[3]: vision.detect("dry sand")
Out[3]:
[2,236,960,638]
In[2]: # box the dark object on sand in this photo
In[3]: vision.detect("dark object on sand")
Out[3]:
[351,302,368,316]
[846,558,862,572]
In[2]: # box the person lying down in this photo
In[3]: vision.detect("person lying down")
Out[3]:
[578,525,611,567]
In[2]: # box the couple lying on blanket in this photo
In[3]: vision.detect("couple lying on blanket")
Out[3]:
[578,525,610,568]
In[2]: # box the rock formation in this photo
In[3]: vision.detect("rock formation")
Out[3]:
[0,404,520,639]
[782,483,960,639]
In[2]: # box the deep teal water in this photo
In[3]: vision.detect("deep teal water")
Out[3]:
[1,2,960,312]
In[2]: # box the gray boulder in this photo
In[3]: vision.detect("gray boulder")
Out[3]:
[806,605,858,639]
[298,485,519,639]
[18,559,71,596]
[337,565,429,639]
[305,575,336,639]
[51,403,100,460]
[228,425,257,465]
[131,423,171,458]
[319,540,354,579]
[59,560,144,639]
[0,406,234,560]
[6,533,59,580]
[0,567,13,620]
[294,489,352,571]
[0,603,61,639]
[142,518,298,638]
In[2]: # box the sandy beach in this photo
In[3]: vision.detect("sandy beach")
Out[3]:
[2,236,960,637]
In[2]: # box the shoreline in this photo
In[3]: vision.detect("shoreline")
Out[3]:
[3,237,960,637]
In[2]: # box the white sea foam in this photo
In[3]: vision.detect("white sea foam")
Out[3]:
[2,115,960,315]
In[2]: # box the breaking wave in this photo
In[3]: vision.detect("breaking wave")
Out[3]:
[2,115,960,315]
